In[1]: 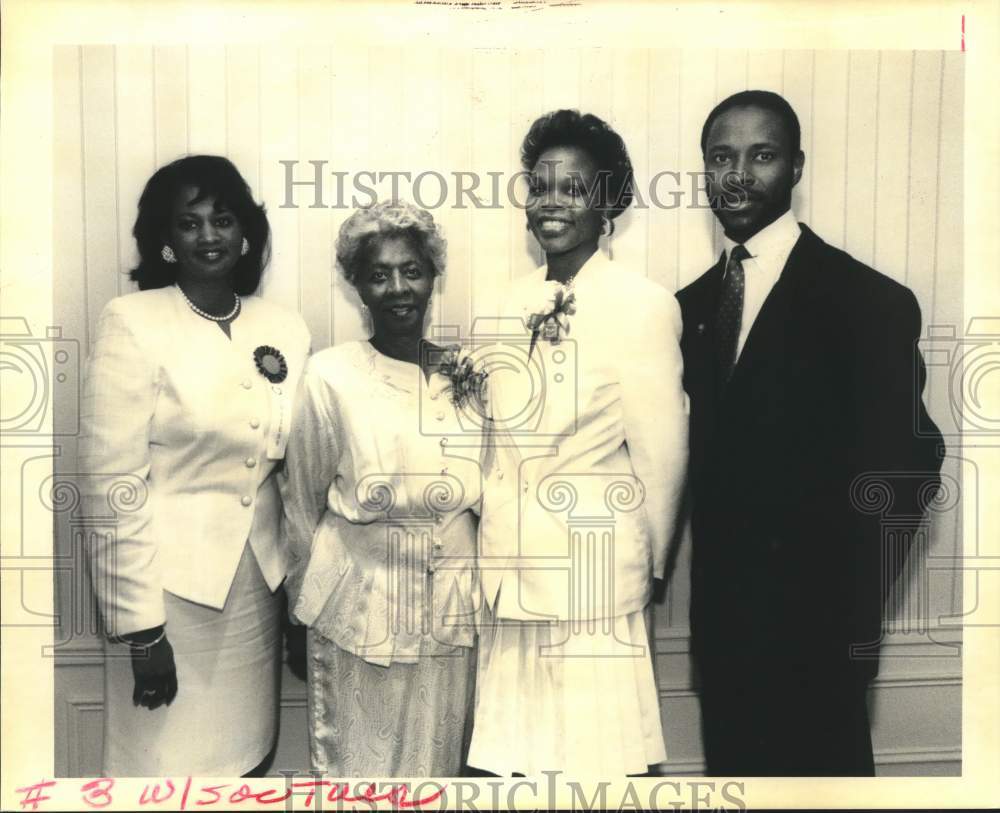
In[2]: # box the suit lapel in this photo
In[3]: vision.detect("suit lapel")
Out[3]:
[725,228,814,397]
[683,253,727,417]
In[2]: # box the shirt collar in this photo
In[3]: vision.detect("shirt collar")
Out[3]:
[722,209,800,265]
[537,248,612,285]
[363,339,451,397]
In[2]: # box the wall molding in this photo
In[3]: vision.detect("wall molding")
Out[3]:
[657,745,961,777]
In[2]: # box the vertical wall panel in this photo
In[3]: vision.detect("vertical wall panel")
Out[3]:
[715,48,748,100]
[748,49,784,91]
[647,49,682,292]
[438,50,474,337]
[469,50,511,325]
[542,47,581,113]
[676,50,718,288]
[54,47,88,352]
[153,46,188,166]
[782,50,814,224]
[844,51,880,268]
[873,51,914,283]
[258,46,300,311]
[114,46,155,295]
[80,46,120,337]
[328,46,370,346]
[297,48,334,352]
[225,46,261,196]
[508,50,546,281]
[928,50,964,630]
[368,47,405,203]
[810,50,849,241]
[907,52,944,318]
[610,49,650,277]
[580,47,614,120]
[187,47,227,156]
[931,51,964,342]
[53,47,88,652]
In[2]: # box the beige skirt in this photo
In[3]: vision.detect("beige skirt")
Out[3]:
[307,630,476,777]
[467,604,666,777]
[102,543,282,776]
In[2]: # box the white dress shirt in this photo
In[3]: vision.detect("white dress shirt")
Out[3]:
[722,209,802,359]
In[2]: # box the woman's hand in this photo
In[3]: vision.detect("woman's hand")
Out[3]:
[128,628,178,710]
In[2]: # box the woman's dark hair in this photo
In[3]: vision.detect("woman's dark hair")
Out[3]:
[130,155,270,294]
[520,109,634,219]
[700,90,802,156]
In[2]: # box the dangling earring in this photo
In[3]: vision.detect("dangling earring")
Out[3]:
[161,245,177,263]
[361,303,372,334]
[241,237,250,256]
[602,215,615,260]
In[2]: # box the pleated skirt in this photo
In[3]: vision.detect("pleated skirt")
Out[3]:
[307,630,476,777]
[467,605,666,777]
[102,543,282,776]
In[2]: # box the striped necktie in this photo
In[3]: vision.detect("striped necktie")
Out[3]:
[715,244,750,382]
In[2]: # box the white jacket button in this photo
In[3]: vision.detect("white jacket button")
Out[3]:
[241,495,252,507]
[245,457,257,468]
[241,380,252,389]
[249,418,261,429]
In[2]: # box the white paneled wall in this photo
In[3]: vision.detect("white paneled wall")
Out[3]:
[53,46,964,776]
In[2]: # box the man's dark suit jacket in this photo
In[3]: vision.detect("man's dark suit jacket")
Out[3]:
[676,223,944,683]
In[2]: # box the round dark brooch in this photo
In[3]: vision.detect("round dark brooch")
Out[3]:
[253,345,288,383]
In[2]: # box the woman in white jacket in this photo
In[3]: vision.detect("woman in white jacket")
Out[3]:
[467,110,689,776]
[280,201,482,777]
[79,155,310,776]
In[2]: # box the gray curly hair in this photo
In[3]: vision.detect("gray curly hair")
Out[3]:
[335,200,447,286]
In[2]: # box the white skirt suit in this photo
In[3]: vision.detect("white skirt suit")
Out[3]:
[280,341,483,776]
[468,251,689,776]
[79,284,310,776]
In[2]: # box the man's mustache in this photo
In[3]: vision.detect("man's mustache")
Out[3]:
[709,171,762,208]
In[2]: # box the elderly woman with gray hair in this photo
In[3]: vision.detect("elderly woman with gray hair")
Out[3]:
[279,200,481,776]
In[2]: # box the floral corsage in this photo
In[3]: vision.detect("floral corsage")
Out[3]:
[438,345,488,409]
[525,280,577,355]
[253,345,288,383]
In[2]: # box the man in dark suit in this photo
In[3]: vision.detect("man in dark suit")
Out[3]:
[676,90,943,776]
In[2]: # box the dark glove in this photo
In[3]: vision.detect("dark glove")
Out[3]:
[124,626,178,710]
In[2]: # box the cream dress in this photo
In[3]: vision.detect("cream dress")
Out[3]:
[467,252,688,776]
[280,341,483,776]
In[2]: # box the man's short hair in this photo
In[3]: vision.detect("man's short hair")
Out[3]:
[700,90,802,156]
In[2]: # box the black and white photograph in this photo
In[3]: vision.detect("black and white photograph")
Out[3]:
[1,1,997,810]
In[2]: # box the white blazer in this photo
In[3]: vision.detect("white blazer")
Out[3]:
[79,285,311,637]
[480,251,688,622]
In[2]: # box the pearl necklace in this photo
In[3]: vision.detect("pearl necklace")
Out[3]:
[178,286,241,322]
